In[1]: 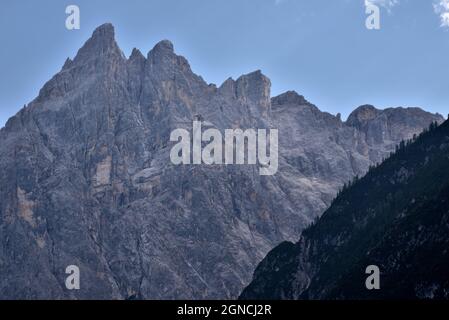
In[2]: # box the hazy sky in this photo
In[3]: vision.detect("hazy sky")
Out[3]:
[1,0,448,127]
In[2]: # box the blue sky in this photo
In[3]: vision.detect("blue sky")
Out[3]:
[1,0,448,127]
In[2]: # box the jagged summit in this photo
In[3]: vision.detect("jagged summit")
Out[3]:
[346,104,380,124]
[235,70,271,98]
[62,57,73,70]
[129,48,145,60]
[147,39,176,60]
[152,39,174,53]
[272,90,310,106]
[128,48,146,72]
[237,69,264,79]
[92,22,115,39]
[72,22,122,64]
[215,70,271,112]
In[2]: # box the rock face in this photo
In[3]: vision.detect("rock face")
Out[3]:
[0,24,444,299]
[240,120,449,300]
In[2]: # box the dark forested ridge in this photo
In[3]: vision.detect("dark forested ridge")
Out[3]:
[240,120,449,300]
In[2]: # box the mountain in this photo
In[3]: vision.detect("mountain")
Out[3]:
[0,23,444,299]
[240,120,449,300]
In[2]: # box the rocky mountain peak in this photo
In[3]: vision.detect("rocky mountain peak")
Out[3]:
[271,90,310,106]
[147,39,176,61]
[128,48,146,71]
[92,22,115,40]
[61,57,73,70]
[72,23,123,64]
[218,77,236,97]
[129,48,145,61]
[346,104,444,149]
[346,104,380,126]
[153,39,174,53]
[236,69,268,85]
[235,70,271,110]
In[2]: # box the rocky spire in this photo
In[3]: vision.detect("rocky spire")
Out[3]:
[152,39,174,53]
[147,39,175,63]
[271,90,310,106]
[129,48,145,62]
[72,23,123,64]
[145,39,206,90]
[235,70,271,109]
[62,57,73,70]
[346,104,380,126]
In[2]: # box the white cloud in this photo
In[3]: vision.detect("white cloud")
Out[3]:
[434,0,449,28]
[368,0,400,12]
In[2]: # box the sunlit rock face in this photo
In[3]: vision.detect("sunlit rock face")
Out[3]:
[0,24,443,299]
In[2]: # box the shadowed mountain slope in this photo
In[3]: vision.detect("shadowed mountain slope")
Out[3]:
[241,120,449,300]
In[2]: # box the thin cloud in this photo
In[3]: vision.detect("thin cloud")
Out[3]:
[434,0,449,28]
[368,0,400,13]
[275,0,287,5]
